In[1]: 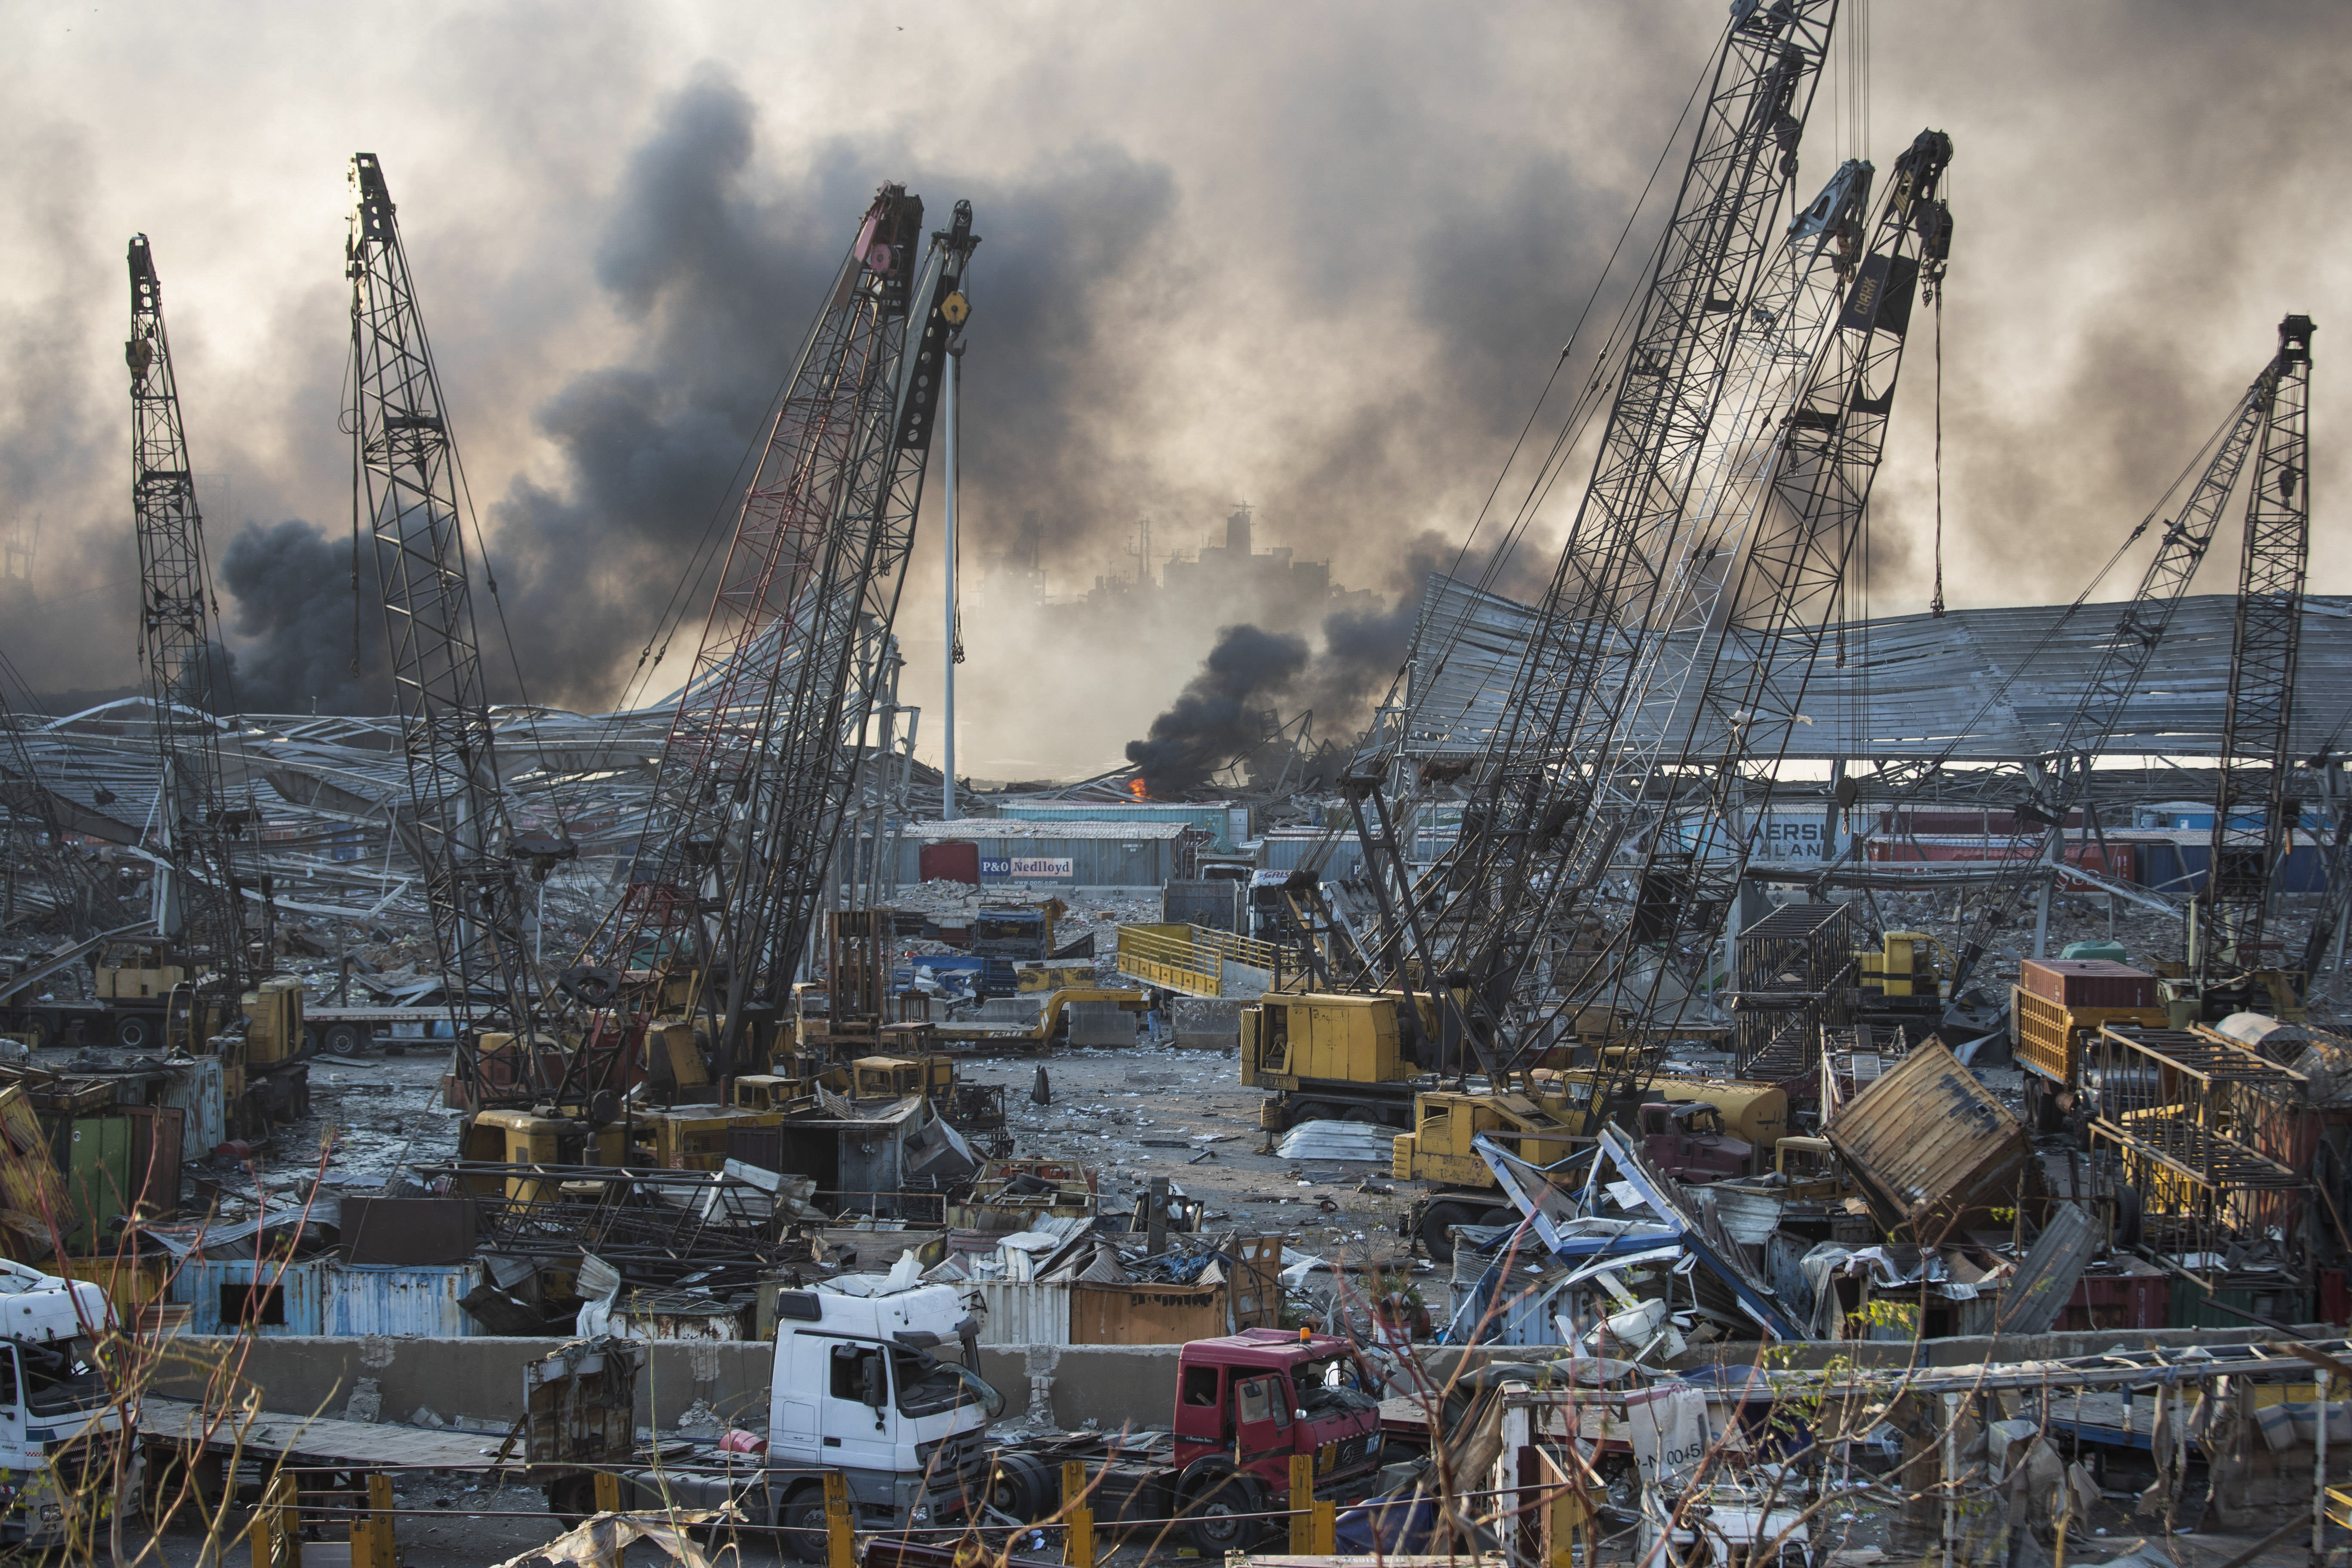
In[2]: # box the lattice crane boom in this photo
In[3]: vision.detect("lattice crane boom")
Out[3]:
[1573,129,1953,1077]
[1376,0,1838,1064]
[346,154,560,1090]
[2203,315,2314,980]
[578,186,977,1088]
[126,234,248,990]
[1943,324,2305,996]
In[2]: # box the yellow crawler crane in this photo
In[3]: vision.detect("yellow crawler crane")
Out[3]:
[1239,991,1441,1130]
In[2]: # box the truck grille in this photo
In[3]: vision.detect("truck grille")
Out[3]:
[1331,1434,1370,1472]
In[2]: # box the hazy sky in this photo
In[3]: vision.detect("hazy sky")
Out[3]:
[1,0,2344,779]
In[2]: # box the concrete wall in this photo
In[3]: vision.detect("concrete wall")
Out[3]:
[150,1337,1188,1436]
[151,1323,2324,1440]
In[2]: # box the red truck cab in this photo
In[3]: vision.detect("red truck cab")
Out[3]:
[1169,1328,1386,1549]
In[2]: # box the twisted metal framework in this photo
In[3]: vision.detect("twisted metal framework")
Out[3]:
[2203,316,2315,977]
[1575,130,1954,1081]
[1366,0,1838,1061]
[582,189,977,1090]
[347,153,551,1087]
[1944,328,2301,994]
[126,235,247,989]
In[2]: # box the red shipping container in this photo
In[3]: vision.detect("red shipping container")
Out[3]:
[2018,959,2158,1009]
[2058,1268,2170,1333]
[1864,839,2133,891]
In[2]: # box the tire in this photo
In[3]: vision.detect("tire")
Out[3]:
[544,1474,599,1528]
[987,1450,1053,1520]
[1343,1106,1382,1124]
[1477,1207,1518,1229]
[1417,1200,1479,1263]
[1182,1466,1265,1553]
[322,1023,364,1055]
[780,1484,831,1565]
[113,1012,153,1050]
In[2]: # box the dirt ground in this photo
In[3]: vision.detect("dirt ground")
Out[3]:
[963,1038,1421,1266]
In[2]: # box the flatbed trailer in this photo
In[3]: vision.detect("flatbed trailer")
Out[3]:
[138,1396,510,1475]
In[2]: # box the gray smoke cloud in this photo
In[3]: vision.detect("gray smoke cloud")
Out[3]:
[0,0,2338,785]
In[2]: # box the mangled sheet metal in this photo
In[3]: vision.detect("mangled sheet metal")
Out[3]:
[1476,1129,1802,1340]
[1992,1200,2100,1336]
[1824,1039,2034,1238]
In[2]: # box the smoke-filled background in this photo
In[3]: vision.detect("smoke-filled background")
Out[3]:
[0,2,2344,781]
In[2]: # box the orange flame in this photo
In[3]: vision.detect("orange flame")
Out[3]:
[1127,777,1149,800]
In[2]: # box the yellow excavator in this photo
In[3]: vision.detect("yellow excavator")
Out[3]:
[1236,989,1788,1259]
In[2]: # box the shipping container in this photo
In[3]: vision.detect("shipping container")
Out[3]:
[2019,959,2158,1009]
[2168,1274,2312,1332]
[896,820,1189,888]
[2130,839,2333,897]
[325,1262,481,1337]
[2058,1261,2170,1334]
[157,1057,225,1157]
[1866,837,2133,889]
[2012,986,2168,1086]
[53,1254,169,1316]
[170,1258,330,1336]
[1824,1041,2033,1239]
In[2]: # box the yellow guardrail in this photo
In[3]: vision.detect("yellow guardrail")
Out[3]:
[1115,922,1286,997]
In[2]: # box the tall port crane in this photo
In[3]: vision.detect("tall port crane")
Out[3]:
[1940,318,2312,1005]
[573,186,977,1094]
[1357,0,1839,1069]
[1571,128,1953,1081]
[125,234,251,1033]
[2199,316,2314,995]
[348,153,567,1102]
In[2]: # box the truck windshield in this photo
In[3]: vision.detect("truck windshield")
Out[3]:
[19,1340,104,1416]
[1292,1354,1379,1416]
[891,1348,1004,1421]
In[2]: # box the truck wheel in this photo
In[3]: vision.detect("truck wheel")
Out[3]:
[1417,1201,1478,1264]
[1181,1465,1265,1553]
[1478,1207,1518,1229]
[987,1449,1053,1519]
[544,1474,599,1527]
[322,1023,364,1055]
[780,1484,831,1565]
[113,1012,153,1050]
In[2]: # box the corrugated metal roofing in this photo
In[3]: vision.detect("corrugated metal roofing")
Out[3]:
[970,1280,1072,1346]
[901,819,1191,841]
[1403,576,2352,763]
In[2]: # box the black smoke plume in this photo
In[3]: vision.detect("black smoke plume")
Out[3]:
[218,520,388,716]
[1126,624,1309,796]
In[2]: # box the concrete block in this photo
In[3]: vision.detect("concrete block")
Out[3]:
[1171,998,1242,1050]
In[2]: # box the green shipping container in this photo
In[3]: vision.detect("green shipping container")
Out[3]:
[2167,1274,2312,1332]
[53,1117,132,1254]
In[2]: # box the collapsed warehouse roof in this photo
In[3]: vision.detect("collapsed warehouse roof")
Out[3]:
[1403,578,2352,765]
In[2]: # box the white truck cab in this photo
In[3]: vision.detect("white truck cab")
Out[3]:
[0,1261,120,1547]
[616,1281,1001,1562]
[767,1283,1001,1540]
